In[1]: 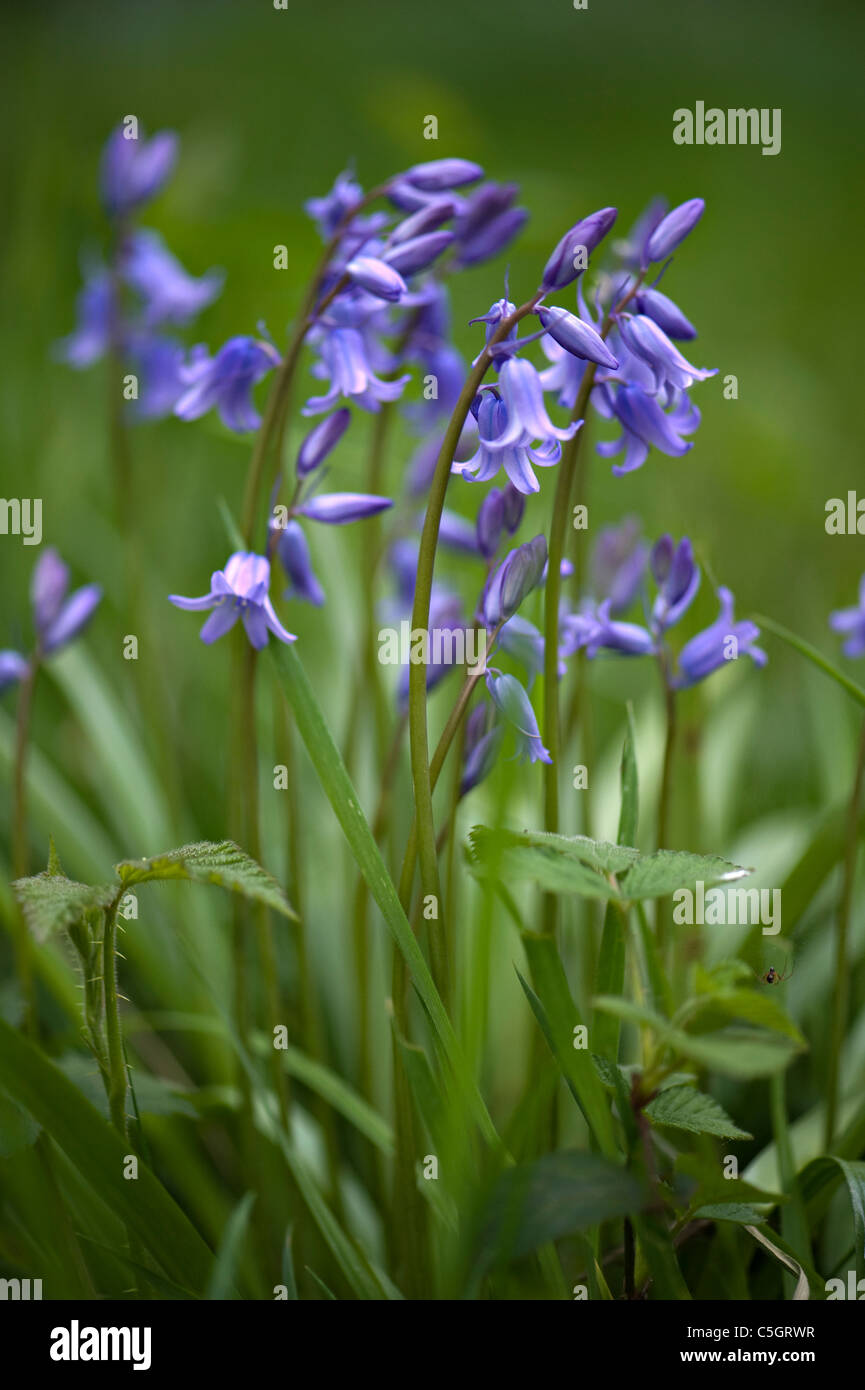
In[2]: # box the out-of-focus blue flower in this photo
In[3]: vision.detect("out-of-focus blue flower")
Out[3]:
[384,231,454,276]
[345,255,407,303]
[541,207,618,291]
[674,587,766,687]
[404,158,483,191]
[485,670,551,764]
[436,509,481,556]
[497,614,545,681]
[453,182,527,267]
[502,483,525,535]
[296,409,351,476]
[829,576,865,658]
[273,521,325,606]
[305,170,365,239]
[120,230,223,327]
[650,534,700,631]
[56,268,115,368]
[175,336,280,433]
[0,651,28,694]
[460,704,504,794]
[612,198,667,270]
[391,199,457,243]
[295,493,392,524]
[127,334,188,419]
[476,489,506,559]
[646,198,705,263]
[100,125,178,218]
[303,323,410,415]
[169,551,295,649]
[590,517,648,614]
[31,549,102,656]
[583,602,656,659]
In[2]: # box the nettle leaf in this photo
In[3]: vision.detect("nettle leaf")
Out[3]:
[680,989,806,1047]
[475,1151,644,1271]
[467,827,628,899]
[695,1202,765,1225]
[115,840,297,921]
[592,997,803,1080]
[645,1084,753,1140]
[13,872,117,943]
[618,850,749,902]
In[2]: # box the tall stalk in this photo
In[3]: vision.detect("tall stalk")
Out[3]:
[825,714,865,1146]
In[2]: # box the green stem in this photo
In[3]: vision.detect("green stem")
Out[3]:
[11,655,39,1032]
[656,659,677,960]
[825,714,865,1147]
[541,273,645,935]
[102,901,128,1140]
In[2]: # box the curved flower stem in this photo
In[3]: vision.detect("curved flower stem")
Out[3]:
[407,300,541,998]
[825,713,865,1147]
[540,273,644,936]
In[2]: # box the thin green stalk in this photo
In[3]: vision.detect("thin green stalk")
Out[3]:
[825,713,865,1147]
[655,652,677,960]
[102,901,128,1140]
[11,655,39,1031]
[541,273,644,935]
[406,297,542,998]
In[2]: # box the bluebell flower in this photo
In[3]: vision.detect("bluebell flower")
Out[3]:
[56,268,115,368]
[0,651,28,694]
[493,355,581,451]
[391,199,458,243]
[583,602,656,659]
[175,336,280,433]
[632,286,697,341]
[384,231,454,276]
[460,704,505,794]
[31,549,102,656]
[829,576,865,658]
[485,671,551,764]
[404,158,483,191]
[536,306,618,369]
[482,536,547,626]
[126,334,188,419]
[541,207,618,291]
[453,182,527,267]
[169,552,295,649]
[119,230,223,327]
[476,489,506,559]
[674,588,766,687]
[497,614,545,681]
[596,383,699,476]
[345,256,408,303]
[457,352,581,495]
[305,170,365,239]
[650,534,700,630]
[618,314,716,395]
[501,483,525,535]
[296,409,351,476]
[646,198,705,263]
[100,125,178,218]
[295,493,392,524]
[273,522,325,606]
[590,517,648,614]
[303,322,410,415]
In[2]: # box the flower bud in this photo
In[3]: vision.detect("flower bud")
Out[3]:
[645,198,705,262]
[537,306,618,368]
[405,158,483,191]
[345,255,407,302]
[541,207,618,290]
[296,409,351,477]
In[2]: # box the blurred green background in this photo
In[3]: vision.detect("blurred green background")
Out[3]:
[1,0,864,1149]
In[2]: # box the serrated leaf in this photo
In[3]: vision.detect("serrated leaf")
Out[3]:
[682,989,805,1047]
[12,872,117,942]
[619,850,749,901]
[467,827,622,899]
[645,1084,752,1139]
[592,996,803,1079]
[115,840,297,920]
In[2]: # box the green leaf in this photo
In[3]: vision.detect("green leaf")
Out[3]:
[645,1084,752,1139]
[12,870,117,942]
[205,1191,255,1300]
[475,1151,644,1271]
[518,934,618,1158]
[115,840,297,921]
[0,1018,215,1293]
[593,997,803,1079]
[268,641,498,1147]
[799,1157,865,1280]
[618,704,639,848]
[683,989,805,1047]
[695,1203,765,1224]
[754,614,865,710]
[619,850,750,901]
[252,1034,393,1155]
[593,720,639,1062]
[468,827,623,899]
[0,1089,41,1156]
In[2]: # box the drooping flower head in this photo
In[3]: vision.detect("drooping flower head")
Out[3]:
[100,124,178,219]
[169,552,295,649]
[829,575,865,659]
[1,549,102,697]
[175,336,280,433]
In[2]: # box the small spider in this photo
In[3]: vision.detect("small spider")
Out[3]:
[755,957,795,985]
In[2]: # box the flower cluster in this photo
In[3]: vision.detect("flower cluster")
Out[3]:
[563,523,766,688]
[0,550,102,693]
[58,124,224,420]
